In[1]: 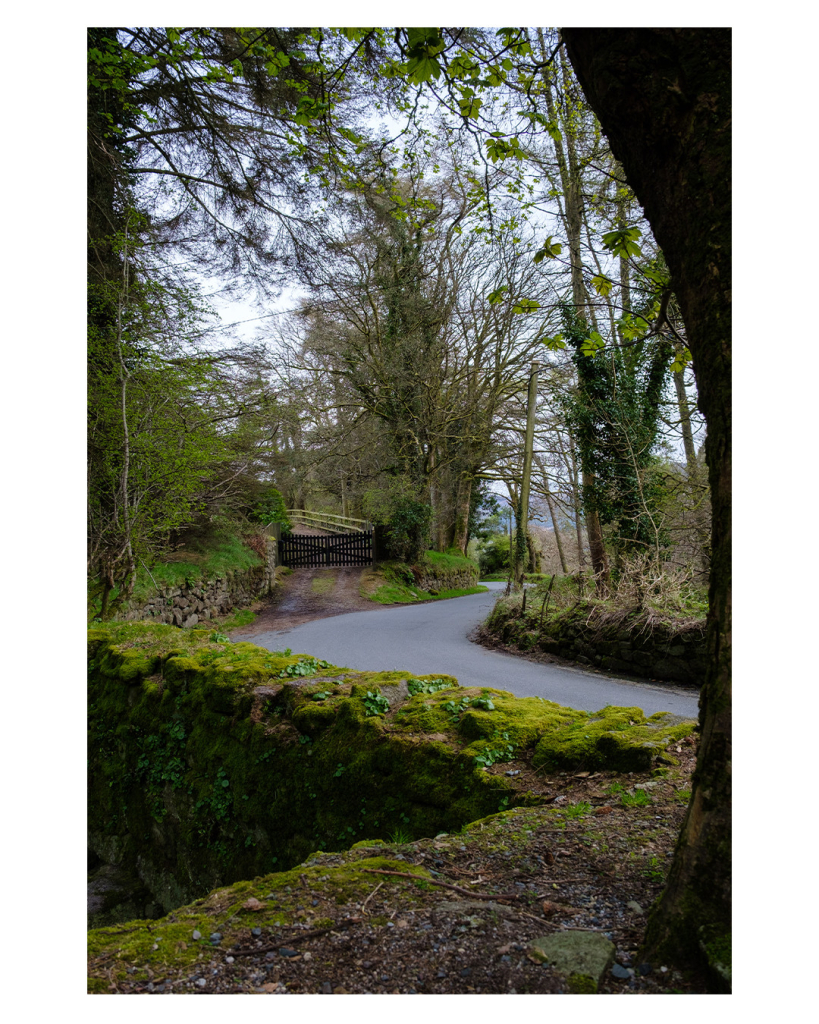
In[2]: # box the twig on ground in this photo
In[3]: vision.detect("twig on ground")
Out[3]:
[231,916,362,955]
[361,867,524,901]
[360,881,383,914]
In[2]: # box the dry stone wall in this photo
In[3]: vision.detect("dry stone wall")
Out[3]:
[412,566,478,594]
[118,540,277,626]
[487,601,707,687]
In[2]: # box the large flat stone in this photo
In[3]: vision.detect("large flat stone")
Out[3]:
[528,931,616,993]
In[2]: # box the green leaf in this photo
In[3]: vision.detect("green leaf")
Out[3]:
[407,54,442,83]
[540,333,566,351]
[601,226,643,259]
[670,347,692,373]
[458,94,482,119]
[533,235,563,263]
[591,274,614,297]
[580,331,606,357]
[512,298,540,314]
[487,286,508,305]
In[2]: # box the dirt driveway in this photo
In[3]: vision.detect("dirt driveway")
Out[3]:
[230,566,383,636]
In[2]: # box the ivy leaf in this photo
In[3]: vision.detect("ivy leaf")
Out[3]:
[591,274,614,297]
[533,236,563,263]
[580,331,606,357]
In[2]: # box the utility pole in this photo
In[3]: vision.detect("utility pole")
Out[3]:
[516,361,541,587]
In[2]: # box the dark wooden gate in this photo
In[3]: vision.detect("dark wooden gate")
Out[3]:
[279,530,373,568]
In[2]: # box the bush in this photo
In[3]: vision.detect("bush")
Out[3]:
[478,534,512,577]
[250,487,291,532]
[365,490,433,564]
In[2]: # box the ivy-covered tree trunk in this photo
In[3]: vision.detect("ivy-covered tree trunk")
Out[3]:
[562,28,731,975]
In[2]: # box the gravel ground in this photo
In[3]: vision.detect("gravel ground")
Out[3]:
[88,738,708,994]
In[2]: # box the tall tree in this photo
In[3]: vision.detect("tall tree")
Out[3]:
[561,26,731,971]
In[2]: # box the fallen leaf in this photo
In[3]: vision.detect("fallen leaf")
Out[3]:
[573,771,590,778]
[594,805,614,816]
[544,850,555,865]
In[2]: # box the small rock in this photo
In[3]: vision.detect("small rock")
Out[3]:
[626,900,644,915]
[638,963,652,976]
[611,963,632,979]
[251,927,262,936]
[226,957,235,964]
[196,978,206,988]
[244,897,264,911]
[209,932,222,944]
[279,947,300,958]
[192,930,202,940]
[321,982,332,994]
[460,968,472,977]
[265,952,277,960]
[303,952,312,961]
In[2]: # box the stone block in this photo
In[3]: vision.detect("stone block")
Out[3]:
[528,931,615,992]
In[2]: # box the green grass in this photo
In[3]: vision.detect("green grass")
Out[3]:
[89,532,266,616]
[217,608,257,630]
[422,548,479,571]
[310,574,336,595]
[368,583,488,605]
[130,535,264,603]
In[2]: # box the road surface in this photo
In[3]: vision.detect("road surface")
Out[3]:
[245,583,700,718]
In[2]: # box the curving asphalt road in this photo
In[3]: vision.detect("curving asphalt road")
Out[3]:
[246,583,700,719]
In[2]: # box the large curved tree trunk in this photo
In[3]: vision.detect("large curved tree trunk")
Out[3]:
[561,28,731,973]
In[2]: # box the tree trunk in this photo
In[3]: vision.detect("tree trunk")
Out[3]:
[543,483,570,574]
[583,472,609,583]
[451,474,473,555]
[562,27,731,975]
[673,361,711,576]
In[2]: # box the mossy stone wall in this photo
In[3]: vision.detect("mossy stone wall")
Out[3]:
[486,601,706,686]
[412,565,478,593]
[88,623,694,916]
[117,540,277,627]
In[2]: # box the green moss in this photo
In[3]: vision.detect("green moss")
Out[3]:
[567,973,597,994]
[531,707,694,773]
[88,624,695,917]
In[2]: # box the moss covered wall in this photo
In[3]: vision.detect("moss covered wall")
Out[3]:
[117,540,277,627]
[485,601,707,686]
[412,565,478,593]
[88,623,694,914]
